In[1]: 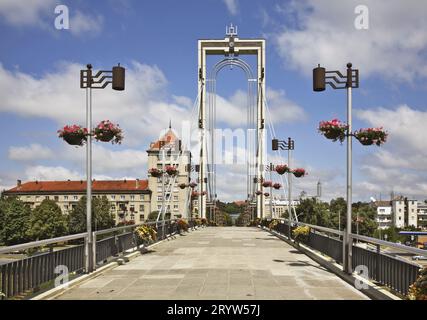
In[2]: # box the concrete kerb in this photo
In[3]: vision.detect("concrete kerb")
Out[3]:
[31,226,204,300]
[260,226,401,301]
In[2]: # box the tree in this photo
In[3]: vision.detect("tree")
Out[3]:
[28,199,68,240]
[0,197,31,245]
[352,203,378,236]
[68,196,115,234]
[296,198,330,227]
[147,211,159,221]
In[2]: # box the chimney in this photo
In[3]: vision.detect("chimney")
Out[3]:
[17,180,22,187]
[136,178,140,188]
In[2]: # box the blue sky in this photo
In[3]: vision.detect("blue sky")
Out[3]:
[0,0,427,202]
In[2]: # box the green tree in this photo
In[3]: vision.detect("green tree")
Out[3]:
[147,211,159,221]
[68,196,115,233]
[352,203,378,236]
[0,197,31,245]
[28,199,68,240]
[296,198,330,227]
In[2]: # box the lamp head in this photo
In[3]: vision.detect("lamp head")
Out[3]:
[313,64,326,92]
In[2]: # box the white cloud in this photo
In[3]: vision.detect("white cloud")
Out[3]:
[223,0,238,15]
[0,61,192,148]
[0,0,55,27]
[70,10,104,36]
[273,0,427,82]
[215,88,306,127]
[353,104,427,199]
[25,165,82,181]
[8,144,54,161]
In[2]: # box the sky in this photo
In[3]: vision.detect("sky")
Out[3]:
[0,0,427,203]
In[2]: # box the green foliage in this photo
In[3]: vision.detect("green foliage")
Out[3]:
[68,196,115,234]
[0,197,31,245]
[216,201,244,215]
[28,199,68,240]
[147,211,159,221]
[296,198,331,227]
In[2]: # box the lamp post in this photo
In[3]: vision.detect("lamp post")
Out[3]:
[313,62,359,274]
[272,137,295,240]
[79,63,125,273]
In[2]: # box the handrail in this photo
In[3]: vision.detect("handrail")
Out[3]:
[350,233,427,257]
[276,218,344,236]
[0,232,87,255]
[93,219,177,236]
[274,218,426,257]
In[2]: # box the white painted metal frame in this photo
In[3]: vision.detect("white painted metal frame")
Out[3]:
[197,37,266,219]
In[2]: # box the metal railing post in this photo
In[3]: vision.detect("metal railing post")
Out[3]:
[92,232,97,271]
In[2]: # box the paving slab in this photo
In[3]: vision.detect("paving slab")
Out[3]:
[54,227,369,300]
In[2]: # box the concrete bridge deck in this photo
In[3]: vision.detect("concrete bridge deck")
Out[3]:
[54,227,368,300]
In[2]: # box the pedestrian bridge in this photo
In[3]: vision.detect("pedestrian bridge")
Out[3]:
[50,227,366,300]
[1,219,424,300]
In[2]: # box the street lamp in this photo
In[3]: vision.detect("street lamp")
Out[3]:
[80,63,125,273]
[313,62,359,274]
[272,137,295,241]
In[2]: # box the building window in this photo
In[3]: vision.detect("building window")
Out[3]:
[130,214,135,220]
[54,196,59,201]
[174,196,178,201]
[399,209,402,212]
[174,204,179,210]
[139,205,145,212]
[73,196,78,200]
[111,205,116,210]
[64,195,68,200]
[111,195,116,200]
[64,205,69,210]
[139,214,144,220]
[140,195,144,200]
[157,196,162,201]
[130,195,135,200]
[45,196,49,200]
[157,205,162,210]
[120,195,125,200]
[130,204,135,212]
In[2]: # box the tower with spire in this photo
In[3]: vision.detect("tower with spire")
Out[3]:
[146,123,192,219]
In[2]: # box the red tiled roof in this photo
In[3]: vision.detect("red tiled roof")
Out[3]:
[5,180,149,194]
[234,201,246,206]
[149,129,179,150]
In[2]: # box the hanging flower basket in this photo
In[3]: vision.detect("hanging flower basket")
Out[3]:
[201,191,207,196]
[255,190,263,196]
[264,192,270,197]
[273,183,281,190]
[189,182,197,188]
[93,120,123,144]
[354,127,388,146]
[148,168,162,177]
[262,181,272,188]
[318,119,348,143]
[58,125,88,146]
[275,165,289,175]
[165,165,178,176]
[178,183,187,189]
[292,168,306,178]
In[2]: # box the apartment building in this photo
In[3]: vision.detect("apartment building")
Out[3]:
[264,199,301,219]
[3,179,151,224]
[374,196,427,230]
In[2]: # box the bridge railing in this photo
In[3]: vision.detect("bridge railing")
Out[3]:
[263,218,426,296]
[0,218,201,300]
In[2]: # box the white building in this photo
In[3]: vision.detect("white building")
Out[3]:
[374,201,393,229]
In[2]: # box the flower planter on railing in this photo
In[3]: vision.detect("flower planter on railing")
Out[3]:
[148,168,162,178]
[318,119,348,143]
[165,166,178,176]
[275,164,289,175]
[292,168,306,178]
[354,127,388,146]
[273,183,281,190]
[262,181,272,188]
[58,125,88,146]
[178,183,187,189]
[93,120,123,144]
